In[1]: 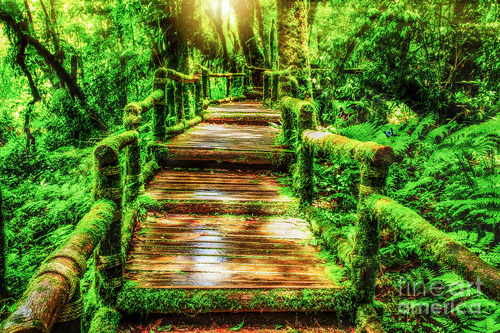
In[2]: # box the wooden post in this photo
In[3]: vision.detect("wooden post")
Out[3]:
[153,69,167,141]
[195,82,202,117]
[243,65,249,92]
[124,105,142,203]
[271,73,279,103]
[1,202,114,333]
[226,76,232,99]
[202,69,209,100]
[93,138,131,306]
[175,81,185,123]
[263,72,270,105]
[351,162,388,304]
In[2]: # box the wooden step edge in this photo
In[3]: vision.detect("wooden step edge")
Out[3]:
[117,283,350,315]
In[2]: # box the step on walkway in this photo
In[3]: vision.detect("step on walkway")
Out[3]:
[123,101,339,313]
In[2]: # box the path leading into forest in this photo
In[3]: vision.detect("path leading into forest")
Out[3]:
[121,102,346,323]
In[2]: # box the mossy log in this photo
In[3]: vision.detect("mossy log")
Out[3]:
[142,159,160,185]
[367,194,500,302]
[302,130,394,166]
[209,96,246,105]
[165,116,202,138]
[305,206,354,266]
[155,68,201,83]
[1,201,115,333]
[125,89,164,116]
[88,307,121,333]
[93,131,139,167]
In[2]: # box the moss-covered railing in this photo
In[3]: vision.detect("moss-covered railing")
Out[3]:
[284,95,500,330]
[0,82,168,332]
[153,68,204,139]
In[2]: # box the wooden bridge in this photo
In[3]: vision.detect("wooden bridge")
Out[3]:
[3,66,500,333]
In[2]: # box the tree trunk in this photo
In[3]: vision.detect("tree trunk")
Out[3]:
[16,38,39,153]
[0,10,108,132]
[276,0,311,100]
[205,7,234,71]
[254,0,269,68]
[232,0,264,67]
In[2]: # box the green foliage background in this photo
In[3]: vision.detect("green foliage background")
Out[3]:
[0,0,500,331]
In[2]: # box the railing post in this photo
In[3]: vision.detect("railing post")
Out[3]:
[351,162,388,304]
[175,81,185,123]
[93,147,125,306]
[153,69,167,141]
[281,97,317,203]
[202,69,209,100]
[263,71,270,105]
[124,105,143,203]
[195,81,203,117]
[226,75,232,99]
[271,73,279,103]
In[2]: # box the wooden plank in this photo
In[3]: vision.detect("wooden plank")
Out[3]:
[139,234,309,244]
[129,246,318,257]
[131,242,316,252]
[145,193,293,202]
[126,262,326,274]
[141,228,310,240]
[127,254,323,266]
[125,271,332,283]
[144,223,311,235]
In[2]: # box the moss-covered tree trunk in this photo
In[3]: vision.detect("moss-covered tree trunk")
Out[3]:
[276,0,312,100]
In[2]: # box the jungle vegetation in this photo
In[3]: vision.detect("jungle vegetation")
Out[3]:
[0,0,500,332]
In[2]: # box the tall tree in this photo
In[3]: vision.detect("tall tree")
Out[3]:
[276,0,311,100]
[0,6,108,132]
[232,0,264,67]
[206,1,235,70]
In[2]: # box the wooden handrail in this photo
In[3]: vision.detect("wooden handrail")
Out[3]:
[280,95,394,308]
[0,66,253,332]
[1,201,115,333]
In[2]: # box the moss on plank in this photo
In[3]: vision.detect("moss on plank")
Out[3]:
[117,282,353,317]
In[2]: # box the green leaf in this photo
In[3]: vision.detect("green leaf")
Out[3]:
[229,320,244,331]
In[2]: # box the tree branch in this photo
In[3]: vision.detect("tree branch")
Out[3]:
[0,9,108,132]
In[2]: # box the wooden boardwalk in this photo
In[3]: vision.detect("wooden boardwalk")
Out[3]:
[124,101,337,310]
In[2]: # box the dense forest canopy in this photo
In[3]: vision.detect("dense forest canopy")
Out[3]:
[1,0,500,332]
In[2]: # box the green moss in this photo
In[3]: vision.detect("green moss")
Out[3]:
[355,304,385,333]
[136,196,300,216]
[88,307,121,333]
[142,159,160,185]
[117,282,354,317]
[367,194,500,302]
[302,131,394,167]
[165,116,202,138]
